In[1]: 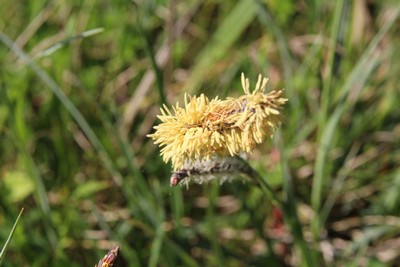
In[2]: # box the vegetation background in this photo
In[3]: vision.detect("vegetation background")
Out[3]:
[1,0,400,266]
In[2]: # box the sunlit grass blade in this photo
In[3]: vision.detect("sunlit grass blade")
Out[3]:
[33,28,104,59]
[0,208,24,265]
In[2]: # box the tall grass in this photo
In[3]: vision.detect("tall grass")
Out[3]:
[1,0,400,266]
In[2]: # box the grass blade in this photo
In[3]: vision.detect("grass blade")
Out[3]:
[182,0,257,94]
[317,0,348,132]
[276,131,318,266]
[33,28,104,58]
[0,208,24,265]
[255,0,297,108]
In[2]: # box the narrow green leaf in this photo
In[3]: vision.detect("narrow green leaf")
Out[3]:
[183,0,257,94]
[0,208,24,264]
[33,28,104,59]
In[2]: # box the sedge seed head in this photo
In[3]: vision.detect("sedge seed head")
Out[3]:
[147,73,288,171]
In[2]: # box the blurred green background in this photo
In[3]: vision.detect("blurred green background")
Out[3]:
[1,0,400,266]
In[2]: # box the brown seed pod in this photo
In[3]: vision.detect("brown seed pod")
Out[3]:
[95,245,119,267]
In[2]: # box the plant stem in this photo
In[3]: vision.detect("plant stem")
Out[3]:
[238,157,317,266]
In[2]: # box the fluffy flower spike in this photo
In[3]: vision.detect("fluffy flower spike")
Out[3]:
[148,73,288,171]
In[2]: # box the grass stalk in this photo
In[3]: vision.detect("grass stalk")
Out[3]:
[0,208,24,265]
[207,184,225,266]
[311,0,347,234]
[148,180,166,267]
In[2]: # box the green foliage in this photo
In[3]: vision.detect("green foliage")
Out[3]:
[1,0,400,266]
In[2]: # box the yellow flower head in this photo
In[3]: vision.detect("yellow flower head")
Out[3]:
[148,73,288,171]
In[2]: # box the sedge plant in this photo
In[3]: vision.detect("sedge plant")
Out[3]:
[148,73,316,265]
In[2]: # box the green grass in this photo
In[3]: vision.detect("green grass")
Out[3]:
[0,209,24,265]
[1,0,400,266]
